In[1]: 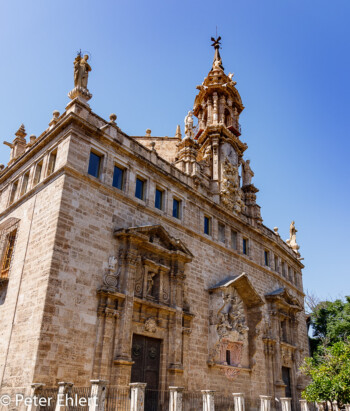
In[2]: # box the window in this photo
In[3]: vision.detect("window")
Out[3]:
[47,151,57,176]
[274,255,279,272]
[288,267,294,283]
[226,350,231,365]
[218,222,225,243]
[135,177,146,200]
[88,152,102,178]
[20,172,30,196]
[282,262,287,277]
[242,238,248,255]
[1,229,17,280]
[172,198,181,219]
[33,162,43,185]
[9,181,19,205]
[155,188,164,210]
[204,216,212,235]
[231,230,237,250]
[113,165,125,190]
[264,250,269,266]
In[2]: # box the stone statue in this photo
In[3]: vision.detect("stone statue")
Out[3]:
[184,111,194,138]
[74,53,91,89]
[286,221,300,254]
[147,272,156,296]
[241,159,254,186]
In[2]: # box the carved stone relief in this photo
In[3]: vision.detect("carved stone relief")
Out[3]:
[144,318,157,333]
[220,158,245,213]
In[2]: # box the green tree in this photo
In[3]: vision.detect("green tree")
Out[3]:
[301,340,350,407]
[311,296,350,345]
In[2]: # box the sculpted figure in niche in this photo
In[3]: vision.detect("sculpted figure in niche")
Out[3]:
[146,272,156,296]
[241,159,254,186]
[217,290,248,339]
[74,53,91,89]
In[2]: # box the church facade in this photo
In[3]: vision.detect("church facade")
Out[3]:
[0,40,308,409]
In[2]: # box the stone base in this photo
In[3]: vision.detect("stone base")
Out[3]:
[68,86,92,102]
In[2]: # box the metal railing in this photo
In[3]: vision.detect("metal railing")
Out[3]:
[105,387,130,411]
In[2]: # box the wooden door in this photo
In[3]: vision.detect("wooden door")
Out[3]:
[131,334,161,410]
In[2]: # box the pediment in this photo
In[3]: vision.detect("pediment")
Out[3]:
[209,272,264,308]
[114,224,193,261]
[265,287,302,312]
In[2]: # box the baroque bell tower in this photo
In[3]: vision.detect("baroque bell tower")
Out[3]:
[186,37,262,225]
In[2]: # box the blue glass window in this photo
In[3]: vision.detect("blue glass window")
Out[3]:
[135,178,145,200]
[173,198,181,219]
[204,216,211,235]
[243,238,248,255]
[88,152,101,178]
[155,188,163,210]
[113,166,124,190]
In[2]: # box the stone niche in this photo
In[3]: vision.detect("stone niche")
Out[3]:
[208,273,264,379]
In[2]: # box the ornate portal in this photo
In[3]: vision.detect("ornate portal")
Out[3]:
[208,273,263,380]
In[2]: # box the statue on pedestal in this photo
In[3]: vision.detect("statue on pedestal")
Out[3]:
[68,51,93,102]
[74,53,91,89]
[286,221,300,254]
[184,111,194,138]
[241,159,254,186]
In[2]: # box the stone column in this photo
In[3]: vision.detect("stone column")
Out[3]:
[232,393,245,411]
[89,380,108,411]
[280,397,292,411]
[299,399,308,411]
[344,405,350,411]
[27,383,45,411]
[259,395,271,411]
[332,402,339,411]
[114,250,139,385]
[55,382,73,411]
[130,383,146,411]
[169,387,184,411]
[316,402,325,411]
[201,390,215,411]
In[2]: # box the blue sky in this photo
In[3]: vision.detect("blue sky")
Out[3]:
[0,0,349,301]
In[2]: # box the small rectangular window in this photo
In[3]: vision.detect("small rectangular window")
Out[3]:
[243,238,248,255]
[155,188,164,210]
[226,350,231,365]
[47,151,57,176]
[20,172,30,196]
[88,152,102,178]
[231,230,238,250]
[282,262,287,277]
[218,222,225,243]
[288,267,294,283]
[172,198,181,219]
[264,250,269,266]
[9,181,19,205]
[33,162,43,185]
[135,177,146,200]
[204,216,212,235]
[1,229,17,280]
[113,165,125,190]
